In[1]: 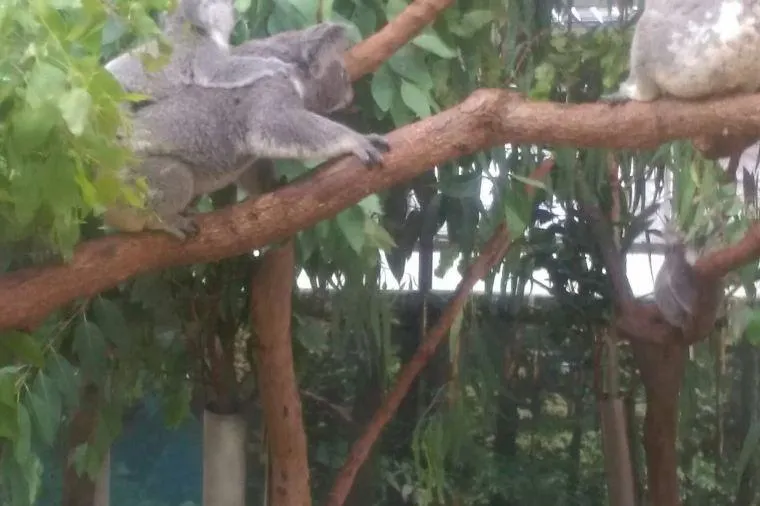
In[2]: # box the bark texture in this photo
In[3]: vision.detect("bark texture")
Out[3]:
[250,240,311,506]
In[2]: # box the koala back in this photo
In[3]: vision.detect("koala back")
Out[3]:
[634,0,760,98]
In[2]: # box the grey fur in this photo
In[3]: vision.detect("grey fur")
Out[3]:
[104,23,390,240]
[603,0,760,102]
[654,239,697,328]
[104,0,290,104]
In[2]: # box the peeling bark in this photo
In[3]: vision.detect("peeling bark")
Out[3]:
[250,240,310,506]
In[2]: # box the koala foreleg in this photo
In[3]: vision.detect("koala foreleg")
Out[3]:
[246,108,390,166]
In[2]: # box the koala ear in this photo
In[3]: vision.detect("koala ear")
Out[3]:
[301,22,350,61]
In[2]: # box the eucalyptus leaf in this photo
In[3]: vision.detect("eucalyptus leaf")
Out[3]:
[28,372,62,445]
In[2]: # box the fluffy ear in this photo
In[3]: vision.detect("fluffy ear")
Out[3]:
[300,22,350,62]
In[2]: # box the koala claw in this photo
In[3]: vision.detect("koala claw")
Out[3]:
[161,215,200,240]
[599,91,632,106]
[354,134,391,167]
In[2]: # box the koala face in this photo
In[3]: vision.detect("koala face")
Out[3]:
[185,0,236,46]
[304,58,354,113]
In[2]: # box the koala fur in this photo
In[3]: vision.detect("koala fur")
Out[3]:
[604,0,760,102]
[654,237,698,328]
[103,23,390,239]
[104,0,290,105]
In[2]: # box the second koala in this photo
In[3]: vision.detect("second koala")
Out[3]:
[104,23,390,239]
[105,0,290,106]
[604,0,760,102]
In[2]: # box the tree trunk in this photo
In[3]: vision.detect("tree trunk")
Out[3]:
[63,384,103,506]
[93,449,110,506]
[735,341,758,506]
[250,240,311,506]
[631,340,687,506]
[203,410,247,506]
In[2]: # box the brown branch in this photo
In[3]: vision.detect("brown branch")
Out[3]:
[250,240,311,506]
[325,160,553,506]
[343,0,454,80]
[4,91,760,331]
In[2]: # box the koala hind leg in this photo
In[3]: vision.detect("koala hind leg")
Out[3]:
[237,159,279,199]
[105,156,200,240]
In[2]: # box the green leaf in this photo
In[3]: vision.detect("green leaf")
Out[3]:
[0,366,22,408]
[400,80,431,118]
[412,31,456,59]
[335,207,366,254]
[370,64,395,113]
[50,0,82,7]
[287,0,317,22]
[73,320,108,380]
[57,87,92,136]
[388,45,433,90]
[14,403,32,465]
[91,298,131,351]
[47,355,81,410]
[364,219,396,251]
[24,60,68,109]
[745,310,760,345]
[28,372,61,445]
[0,332,44,368]
[162,383,192,428]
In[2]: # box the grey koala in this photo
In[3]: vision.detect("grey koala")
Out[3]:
[603,0,760,103]
[104,0,289,105]
[103,23,390,239]
[654,234,698,328]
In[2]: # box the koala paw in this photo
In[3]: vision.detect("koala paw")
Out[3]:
[599,91,632,106]
[352,134,391,167]
[160,215,200,241]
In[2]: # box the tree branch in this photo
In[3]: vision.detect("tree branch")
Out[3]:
[3,90,760,331]
[344,0,454,79]
[324,160,553,506]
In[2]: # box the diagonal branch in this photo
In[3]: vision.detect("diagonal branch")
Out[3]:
[3,90,760,331]
[344,0,454,79]
[324,159,554,506]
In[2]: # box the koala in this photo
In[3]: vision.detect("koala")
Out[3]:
[103,23,390,240]
[653,232,698,328]
[104,0,290,107]
[602,0,760,103]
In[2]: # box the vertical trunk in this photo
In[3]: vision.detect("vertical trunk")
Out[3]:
[345,367,383,506]
[735,341,758,506]
[566,381,585,501]
[631,340,686,506]
[624,392,643,505]
[250,240,311,506]
[63,384,102,506]
[93,449,110,506]
[203,410,247,506]
[599,398,635,506]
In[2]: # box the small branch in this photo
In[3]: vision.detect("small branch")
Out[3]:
[300,389,353,424]
[344,0,454,80]
[4,91,760,331]
[324,160,553,506]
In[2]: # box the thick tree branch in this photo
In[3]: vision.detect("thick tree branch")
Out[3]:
[325,160,553,506]
[3,91,760,330]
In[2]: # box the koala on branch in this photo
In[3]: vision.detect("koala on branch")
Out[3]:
[104,0,290,105]
[603,0,760,103]
[104,23,390,239]
[653,226,724,343]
